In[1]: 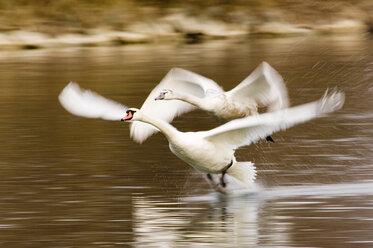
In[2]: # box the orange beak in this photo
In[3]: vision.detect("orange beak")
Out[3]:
[121,111,133,121]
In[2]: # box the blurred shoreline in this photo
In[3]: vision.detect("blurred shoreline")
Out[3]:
[0,0,372,49]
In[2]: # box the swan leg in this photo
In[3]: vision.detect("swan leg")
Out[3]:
[266,135,275,143]
[206,174,220,191]
[220,160,233,188]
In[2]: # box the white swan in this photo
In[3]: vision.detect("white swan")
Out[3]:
[59,83,344,191]
[130,62,289,143]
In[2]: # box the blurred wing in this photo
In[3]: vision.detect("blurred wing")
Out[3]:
[226,62,289,112]
[130,68,223,143]
[202,90,344,149]
[59,82,127,121]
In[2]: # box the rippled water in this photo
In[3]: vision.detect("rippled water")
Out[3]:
[0,35,372,247]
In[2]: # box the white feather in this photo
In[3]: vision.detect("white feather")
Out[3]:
[130,68,223,143]
[58,82,128,121]
[202,90,345,149]
[226,61,289,111]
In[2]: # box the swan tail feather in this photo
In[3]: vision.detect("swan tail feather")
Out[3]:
[227,161,256,186]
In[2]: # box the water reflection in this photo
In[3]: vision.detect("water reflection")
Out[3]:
[132,181,373,247]
[132,194,275,247]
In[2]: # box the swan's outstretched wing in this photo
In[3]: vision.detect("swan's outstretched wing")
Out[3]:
[59,82,127,121]
[202,90,344,149]
[130,68,223,143]
[226,62,289,112]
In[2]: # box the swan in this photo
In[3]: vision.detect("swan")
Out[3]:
[130,61,289,143]
[58,83,344,192]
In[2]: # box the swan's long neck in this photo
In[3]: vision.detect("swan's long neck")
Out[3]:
[139,113,179,141]
[172,92,206,109]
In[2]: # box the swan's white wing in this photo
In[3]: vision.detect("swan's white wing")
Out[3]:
[130,68,223,143]
[59,82,127,121]
[226,62,289,112]
[201,90,344,149]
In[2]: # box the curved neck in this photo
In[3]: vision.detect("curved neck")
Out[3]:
[172,92,206,109]
[139,114,179,141]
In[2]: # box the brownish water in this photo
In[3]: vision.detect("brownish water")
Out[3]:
[0,35,372,247]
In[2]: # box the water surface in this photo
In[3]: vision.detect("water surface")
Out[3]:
[0,35,372,247]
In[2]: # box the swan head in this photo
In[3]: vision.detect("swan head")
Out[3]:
[154,89,175,101]
[121,108,141,122]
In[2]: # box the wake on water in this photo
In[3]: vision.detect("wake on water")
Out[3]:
[183,179,373,203]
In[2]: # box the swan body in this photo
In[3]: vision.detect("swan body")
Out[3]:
[58,79,345,191]
[123,108,233,174]
[162,91,257,122]
[131,61,289,142]
[168,132,233,174]
[206,94,257,122]
[152,61,287,122]
[121,88,344,184]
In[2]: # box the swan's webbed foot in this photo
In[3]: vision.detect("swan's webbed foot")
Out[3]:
[266,135,275,143]
[220,160,233,188]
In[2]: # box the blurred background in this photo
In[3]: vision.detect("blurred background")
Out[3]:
[0,0,373,47]
[0,1,373,247]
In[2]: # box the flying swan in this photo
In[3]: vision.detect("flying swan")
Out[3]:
[59,83,344,191]
[131,62,289,143]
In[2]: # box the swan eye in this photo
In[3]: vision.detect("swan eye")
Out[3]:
[161,89,172,95]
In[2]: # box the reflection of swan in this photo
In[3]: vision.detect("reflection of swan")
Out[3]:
[59,83,344,190]
[132,181,373,246]
[136,62,289,143]
[132,193,291,247]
